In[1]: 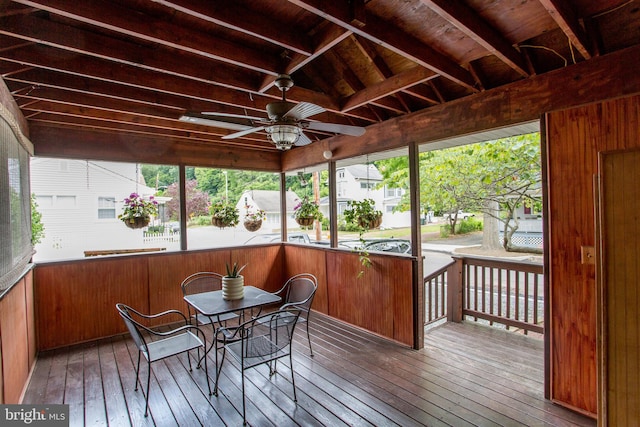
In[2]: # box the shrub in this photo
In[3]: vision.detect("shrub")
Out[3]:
[458,217,483,233]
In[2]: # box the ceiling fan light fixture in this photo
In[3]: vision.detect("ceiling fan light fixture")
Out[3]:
[266,124,300,150]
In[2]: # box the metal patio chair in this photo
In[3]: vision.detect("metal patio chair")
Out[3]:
[181,271,240,325]
[270,273,318,356]
[214,308,302,425]
[116,303,212,417]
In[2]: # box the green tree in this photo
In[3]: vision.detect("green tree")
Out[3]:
[31,194,45,245]
[378,134,541,246]
[164,179,211,220]
[470,134,541,250]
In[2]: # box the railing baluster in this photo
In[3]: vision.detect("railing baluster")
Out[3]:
[524,272,530,335]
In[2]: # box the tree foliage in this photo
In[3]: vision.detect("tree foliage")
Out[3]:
[377,133,542,246]
[31,194,45,245]
[164,179,210,220]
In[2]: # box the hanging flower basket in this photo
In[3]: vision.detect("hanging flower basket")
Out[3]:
[295,216,315,227]
[210,200,239,229]
[358,213,382,230]
[124,216,150,229]
[243,219,262,232]
[118,192,157,229]
[212,217,235,228]
[293,197,322,229]
[344,199,383,230]
[243,209,264,232]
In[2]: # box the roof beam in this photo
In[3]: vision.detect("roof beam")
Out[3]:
[0,14,262,93]
[538,0,591,59]
[421,0,529,77]
[285,0,478,91]
[341,66,437,112]
[152,0,314,56]
[10,0,281,74]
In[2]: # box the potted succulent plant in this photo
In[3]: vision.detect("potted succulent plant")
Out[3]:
[210,200,239,228]
[118,192,158,229]
[293,196,323,228]
[222,262,246,300]
[243,209,265,232]
[344,198,382,230]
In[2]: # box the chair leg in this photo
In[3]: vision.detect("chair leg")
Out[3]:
[134,351,142,391]
[306,317,314,357]
[201,347,212,396]
[289,352,297,402]
[213,342,225,396]
[241,368,247,426]
[144,360,151,417]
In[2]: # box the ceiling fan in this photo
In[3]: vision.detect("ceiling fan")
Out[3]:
[179,74,366,150]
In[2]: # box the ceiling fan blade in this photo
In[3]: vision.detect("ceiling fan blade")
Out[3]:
[201,112,264,121]
[283,102,325,120]
[304,121,366,136]
[221,126,266,140]
[179,114,253,131]
[294,132,312,147]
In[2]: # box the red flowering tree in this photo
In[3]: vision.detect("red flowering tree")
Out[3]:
[165,180,210,220]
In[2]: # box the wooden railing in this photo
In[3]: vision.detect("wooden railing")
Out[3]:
[424,261,455,325]
[424,255,544,334]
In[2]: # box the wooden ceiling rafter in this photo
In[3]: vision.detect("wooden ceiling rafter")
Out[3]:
[538,0,592,60]
[10,0,282,75]
[285,0,478,91]
[151,0,315,57]
[420,0,529,77]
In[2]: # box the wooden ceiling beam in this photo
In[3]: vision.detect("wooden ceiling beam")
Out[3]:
[27,113,272,147]
[0,44,276,111]
[2,69,264,117]
[421,0,529,77]
[11,0,281,75]
[153,0,314,56]
[286,0,478,91]
[30,124,282,170]
[0,43,362,121]
[0,14,262,93]
[341,66,437,112]
[538,0,592,59]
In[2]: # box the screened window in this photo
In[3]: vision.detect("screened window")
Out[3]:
[1,113,32,291]
[30,159,180,261]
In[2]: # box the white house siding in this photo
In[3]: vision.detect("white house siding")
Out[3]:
[30,158,161,261]
[334,164,411,229]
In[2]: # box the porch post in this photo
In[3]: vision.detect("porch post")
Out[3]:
[408,141,424,349]
[447,256,463,322]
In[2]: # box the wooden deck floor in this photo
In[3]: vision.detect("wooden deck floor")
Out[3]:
[22,314,596,426]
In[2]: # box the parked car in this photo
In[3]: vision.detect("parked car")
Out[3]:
[445,210,475,220]
[339,238,412,254]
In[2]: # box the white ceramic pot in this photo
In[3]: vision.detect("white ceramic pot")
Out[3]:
[222,276,244,300]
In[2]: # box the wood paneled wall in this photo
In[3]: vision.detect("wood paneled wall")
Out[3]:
[0,269,36,403]
[546,94,640,416]
[34,246,284,350]
[33,244,416,351]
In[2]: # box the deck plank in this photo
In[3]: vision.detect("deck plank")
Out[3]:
[22,314,597,427]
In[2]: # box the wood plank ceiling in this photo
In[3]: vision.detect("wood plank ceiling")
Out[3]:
[1,0,638,155]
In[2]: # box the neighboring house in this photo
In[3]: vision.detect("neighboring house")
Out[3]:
[237,189,299,232]
[30,158,159,261]
[329,164,411,229]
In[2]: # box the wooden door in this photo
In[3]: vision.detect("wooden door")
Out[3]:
[597,149,640,426]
